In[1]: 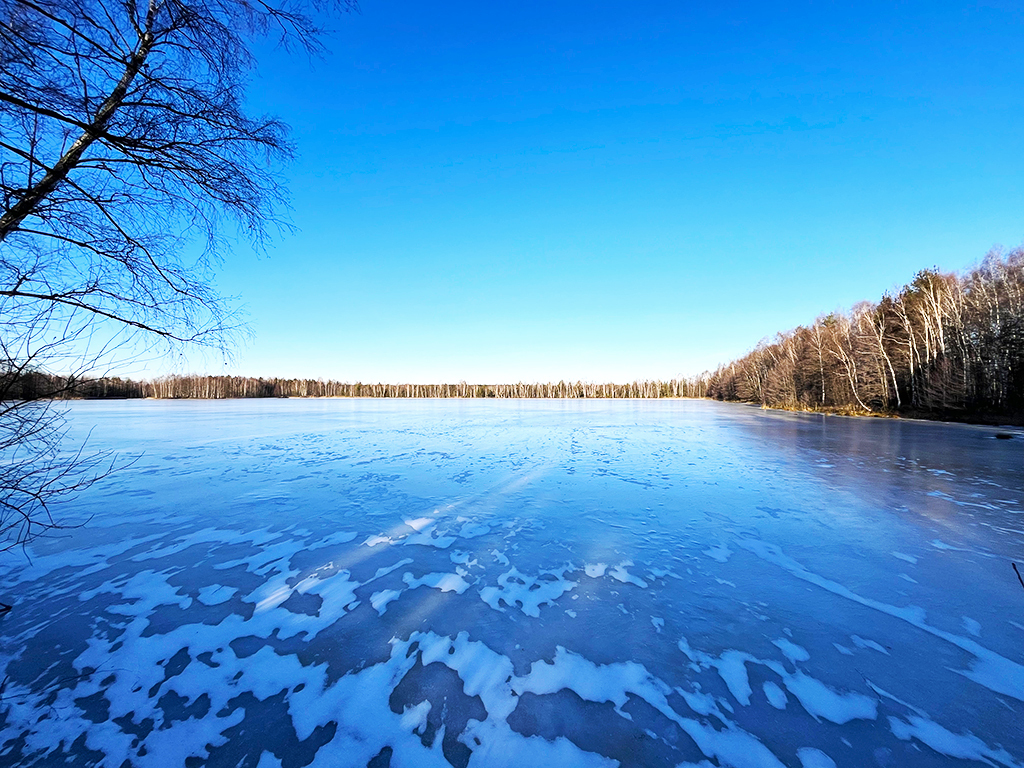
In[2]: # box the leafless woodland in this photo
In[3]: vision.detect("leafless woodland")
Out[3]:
[12,250,1024,426]
[33,374,713,400]
[706,250,1024,423]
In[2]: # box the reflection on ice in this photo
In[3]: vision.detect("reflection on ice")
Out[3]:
[1,399,1022,767]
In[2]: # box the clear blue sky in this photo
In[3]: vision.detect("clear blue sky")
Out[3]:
[189,0,1024,383]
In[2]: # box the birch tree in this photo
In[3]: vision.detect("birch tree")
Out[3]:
[705,249,1023,421]
[0,0,356,550]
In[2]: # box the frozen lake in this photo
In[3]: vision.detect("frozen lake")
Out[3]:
[1,399,1022,767]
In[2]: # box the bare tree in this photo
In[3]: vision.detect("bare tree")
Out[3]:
[706,249,1024,422]
[0,0,356,551]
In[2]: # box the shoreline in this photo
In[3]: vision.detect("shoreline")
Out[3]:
[48,395,1023,431]
[738,401,1024,430]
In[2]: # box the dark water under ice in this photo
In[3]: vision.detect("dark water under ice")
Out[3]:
[1,399,1022,767]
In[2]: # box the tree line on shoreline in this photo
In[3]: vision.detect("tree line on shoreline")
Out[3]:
[6,374,711,401]
[704,248,1024,423]
[5,248,1022,423]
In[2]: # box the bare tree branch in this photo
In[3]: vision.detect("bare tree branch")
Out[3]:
[0,0,356,553]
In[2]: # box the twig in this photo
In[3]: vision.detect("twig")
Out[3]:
[1014,563,1024,592]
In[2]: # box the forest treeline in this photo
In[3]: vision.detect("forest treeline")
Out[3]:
[5,373,710,401]
[5,248,1022,423]
[705,248,1024,423]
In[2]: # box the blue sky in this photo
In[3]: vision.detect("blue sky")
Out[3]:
[193,0,1024,383]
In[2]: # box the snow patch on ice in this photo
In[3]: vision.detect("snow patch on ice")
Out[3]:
[403,571,472,594]
[450,550,478,568]
[15,546,799,768]
[888,715,1022,767]
[680,636,876,723]
[519,645,784,767]
[703,543,733,563]
[370,589,401,615]
[197,585,236,605]
[678,638,756,707]
[128,528,248,562]
[772,638,809,664]
[715,651,756,706]
[608,561,648,588]
[404,520,456,549]
[763,681,788,709]
[737,537,1024,702]
[774,669,877,724]
[850,635,889,654]
[479,567,577,617]
[796,747,837,768]
[491,549,510,566]
[458,521,491,538]
[962,616,982,637]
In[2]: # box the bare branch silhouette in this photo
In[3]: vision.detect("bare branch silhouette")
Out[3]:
[0,0,356,552]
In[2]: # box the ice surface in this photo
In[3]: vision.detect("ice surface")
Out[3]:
[962,616,982,637]
[737,537,1024,702]
[681,634,877,725]
[307,530,358,549]
[850,635,889,654]
[256,751,283,768]
[703,542,733,563]
[797,747,838,768]
[458,521,491,538]
[888,715,1022,767]
[404,519,457,548]
[0,399,1021,767]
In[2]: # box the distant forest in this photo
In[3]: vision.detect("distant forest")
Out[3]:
[5,375,710,401]
[705,248,1024,423]
[5,249,1022,424]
